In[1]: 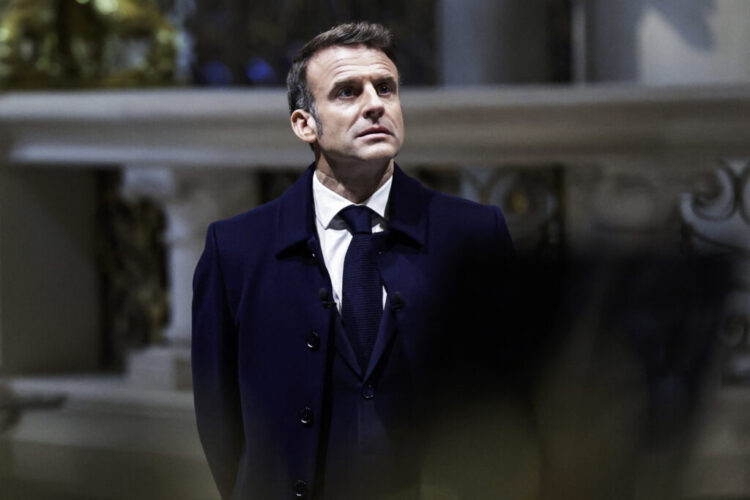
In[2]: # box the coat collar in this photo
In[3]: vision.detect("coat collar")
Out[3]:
[274,162,427,257]
[386,163,428,247]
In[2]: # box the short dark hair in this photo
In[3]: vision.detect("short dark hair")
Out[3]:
[286,22,397,120]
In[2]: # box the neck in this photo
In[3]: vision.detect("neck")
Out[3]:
[315,157,394,203]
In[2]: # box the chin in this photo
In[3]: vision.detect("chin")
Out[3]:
[356,144,401,162]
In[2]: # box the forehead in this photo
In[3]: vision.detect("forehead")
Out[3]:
[306,45,398,90]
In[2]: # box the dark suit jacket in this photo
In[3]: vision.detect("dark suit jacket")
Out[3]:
[192,163,515,499]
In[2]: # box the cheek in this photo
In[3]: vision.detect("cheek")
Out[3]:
[390,105,404,124]
[392,111,405,133]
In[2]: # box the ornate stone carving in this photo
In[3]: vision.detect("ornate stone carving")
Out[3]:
[460,166,561,256]
[681,159,750,253]
[680,158,750,384]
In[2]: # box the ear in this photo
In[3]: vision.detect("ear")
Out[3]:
[290,109,318,144]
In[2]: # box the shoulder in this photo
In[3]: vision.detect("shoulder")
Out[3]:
[422,185,513,256]
[201,201,282,274]
[428,187,507,231]
[430,188,495,215]
[391,166,512,253]
[196,199,282,292]
[209,163,314,250]
[211,198,279,241]
[394,166,499,223]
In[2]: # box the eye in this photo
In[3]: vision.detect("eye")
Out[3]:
[377,83,393,95]
[336,87,354,98]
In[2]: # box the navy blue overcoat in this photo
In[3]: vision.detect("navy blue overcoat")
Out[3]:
[192,163,515,499]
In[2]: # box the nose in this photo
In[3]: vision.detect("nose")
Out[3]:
[362,84,385,120]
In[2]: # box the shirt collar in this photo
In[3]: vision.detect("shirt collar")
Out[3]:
[274,163,425,258]
[312,169,392,229]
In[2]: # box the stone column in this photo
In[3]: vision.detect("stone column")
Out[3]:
[121,166,259,390]
[438,0,551,85]
[587,0,750,84]
[0,166,100,373]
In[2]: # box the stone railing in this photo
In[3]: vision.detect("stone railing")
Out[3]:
[1,85,749,167]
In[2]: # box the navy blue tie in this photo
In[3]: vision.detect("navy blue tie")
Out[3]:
[339,205,382,371]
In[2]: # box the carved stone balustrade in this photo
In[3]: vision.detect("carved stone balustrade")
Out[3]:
[1,85,749,168]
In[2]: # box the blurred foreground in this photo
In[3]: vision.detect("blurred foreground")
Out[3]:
[0,253,735,500]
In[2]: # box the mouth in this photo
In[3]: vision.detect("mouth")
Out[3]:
[357,126,392,138]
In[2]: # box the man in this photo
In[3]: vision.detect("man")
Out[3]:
[192,22,515,500]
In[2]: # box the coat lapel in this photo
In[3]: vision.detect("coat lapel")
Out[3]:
[274,163,317,258]
[364,165,429,380]
[364,294,397,380]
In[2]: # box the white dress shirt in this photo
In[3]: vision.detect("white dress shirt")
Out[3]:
[312,170,391,312]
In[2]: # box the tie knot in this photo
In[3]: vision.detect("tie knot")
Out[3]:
[339,205,374,234]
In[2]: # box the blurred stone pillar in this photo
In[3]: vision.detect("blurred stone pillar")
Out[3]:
[439,0,551,85]
[0,167,100,373]
[587,0,750,84]
[121,167,259,390]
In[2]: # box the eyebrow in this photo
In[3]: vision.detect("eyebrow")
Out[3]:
[330,78,360,90]
[328,75,399,94]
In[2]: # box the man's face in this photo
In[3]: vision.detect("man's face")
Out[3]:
[304,45,404,165]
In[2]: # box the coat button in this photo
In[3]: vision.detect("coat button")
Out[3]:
[361,384,375,400]
[306,331,320,351]
[318,288,334,309]
[299,406,314,426]
[294,480,308,498]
